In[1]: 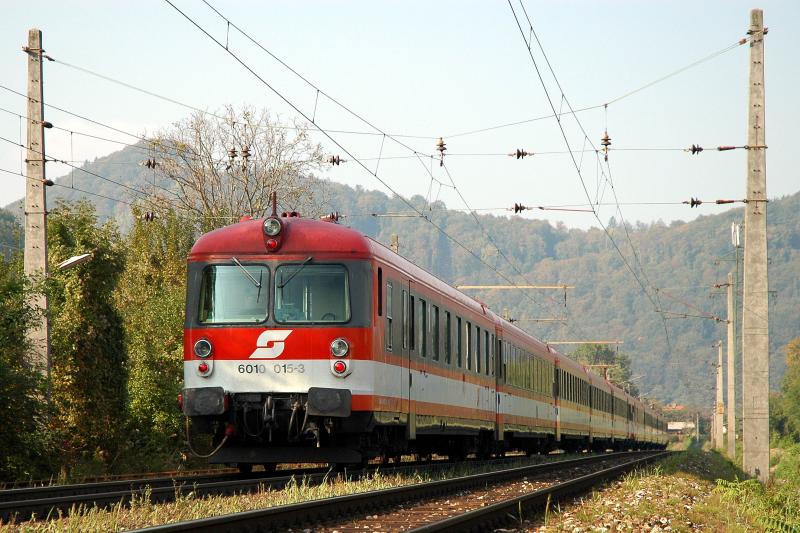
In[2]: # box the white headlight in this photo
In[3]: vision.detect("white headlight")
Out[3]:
[330,338,349,357]
[194,339,213,358]
[263,218,282,236]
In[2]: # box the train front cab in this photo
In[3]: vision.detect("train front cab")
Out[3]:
[181,217,382,468]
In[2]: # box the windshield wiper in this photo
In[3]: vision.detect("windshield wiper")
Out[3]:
[278,256,313,289]
[231,256,261,288]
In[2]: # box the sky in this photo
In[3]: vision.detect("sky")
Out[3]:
[1,0,798,230]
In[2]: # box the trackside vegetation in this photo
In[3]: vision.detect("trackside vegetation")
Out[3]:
[532,338,800,532]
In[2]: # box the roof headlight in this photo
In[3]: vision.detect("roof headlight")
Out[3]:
[194,339,213,358]
[263,218,282,236]
[330,338,349,357]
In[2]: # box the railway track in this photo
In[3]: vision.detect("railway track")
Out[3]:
[0,467,236,491]
[0,451,540,523]
[129,450,669,532]
[0,464,331,523]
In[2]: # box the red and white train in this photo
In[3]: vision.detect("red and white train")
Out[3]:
[181,210,667,471]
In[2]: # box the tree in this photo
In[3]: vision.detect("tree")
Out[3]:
[0,208,21,260]
[148,106,327,232]
[570,343,639,396]
[775,337,800,440]
[116,207,195,469]
[47,201,127,475]
[0,255,50,480]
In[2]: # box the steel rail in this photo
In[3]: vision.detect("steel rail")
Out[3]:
[0,472,242,503]
[0,467,236,490]
[132,450,663,532]
[1,463,349,522]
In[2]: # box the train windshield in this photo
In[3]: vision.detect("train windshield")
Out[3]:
[274,264,350,323]
[198,264,269,323]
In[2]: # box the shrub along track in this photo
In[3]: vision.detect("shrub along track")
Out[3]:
[132,451,669,532]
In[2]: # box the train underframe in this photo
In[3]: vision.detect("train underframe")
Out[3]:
[186,390,666,472]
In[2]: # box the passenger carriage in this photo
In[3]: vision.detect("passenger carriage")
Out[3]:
[180,211,666,470]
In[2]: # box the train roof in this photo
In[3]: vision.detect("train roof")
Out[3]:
[189,217,373,260]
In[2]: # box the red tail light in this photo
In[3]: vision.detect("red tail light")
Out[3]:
[198,361,209,373]
[177,392,183,410]
[266,238,279,251]
[333,360,347,374]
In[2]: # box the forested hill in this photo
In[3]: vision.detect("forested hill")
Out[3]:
[2,144,798,406]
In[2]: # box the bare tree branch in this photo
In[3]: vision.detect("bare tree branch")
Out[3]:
[147,105,326,231]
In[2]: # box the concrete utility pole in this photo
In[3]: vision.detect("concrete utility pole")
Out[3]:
[23,28,51,383]
[711,400,718,448]
[742,8,770,483]
[727,272,736,459]
[695,412,700,443]
[715,342,725,449]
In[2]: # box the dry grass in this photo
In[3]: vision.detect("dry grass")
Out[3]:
[527,443,799,532]
[1,453,580,532]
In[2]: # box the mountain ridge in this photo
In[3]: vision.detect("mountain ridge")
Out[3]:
[2,144,798,407]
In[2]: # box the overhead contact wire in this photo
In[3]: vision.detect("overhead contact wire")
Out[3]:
[163,0,544,300]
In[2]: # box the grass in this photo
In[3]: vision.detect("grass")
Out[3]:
[533,439,800,532]
[713,439,800,533]
[1,452,586,532]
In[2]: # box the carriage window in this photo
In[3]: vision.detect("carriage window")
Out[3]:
[456,316,463,367]
[484,331,490,376]
[466,321,473,370]
[386,281,393,350]
[274,264,349,323]
[525,352,531,389]
[506,341,511,380]
[476,326,481,373]
[409,295,416,351]
[402,290,408,349]
[444,311,451,364]
[432,305,440,361]
[199,264,269,323]
[378,268,383,317]
[490,334,495,376]
[420,299,427,357]
[483,331,494,376]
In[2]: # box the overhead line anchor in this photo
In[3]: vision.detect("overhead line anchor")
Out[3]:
[683,197,747,208]
[508,149,532,159]
[600,131,611,161]
[436,137,446,167]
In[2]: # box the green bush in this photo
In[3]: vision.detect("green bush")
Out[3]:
[714,443,800,532]
[0,256,51,481]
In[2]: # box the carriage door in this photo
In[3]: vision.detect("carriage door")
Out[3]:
[494,331,503,442]
[403,280,416,440]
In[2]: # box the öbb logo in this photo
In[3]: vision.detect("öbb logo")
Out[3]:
[249,330,293,359]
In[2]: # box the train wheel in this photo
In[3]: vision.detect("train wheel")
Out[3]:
[237,463,253,474]
[261,463,277,474]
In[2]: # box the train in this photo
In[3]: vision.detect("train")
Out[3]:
[180,208,667,471]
